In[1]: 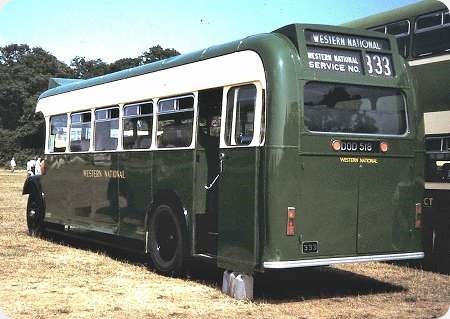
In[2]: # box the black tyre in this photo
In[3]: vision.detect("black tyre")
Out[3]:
[148,204,186,276]
[26,194,45,236]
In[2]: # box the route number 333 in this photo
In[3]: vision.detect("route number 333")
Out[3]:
[365,53,393,76]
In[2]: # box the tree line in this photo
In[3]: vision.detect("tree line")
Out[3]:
[0,44,179,168]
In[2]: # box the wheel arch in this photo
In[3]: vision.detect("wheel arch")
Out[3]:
[146,189,188,230]
[144,189,190,253]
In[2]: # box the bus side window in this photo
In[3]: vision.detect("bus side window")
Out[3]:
[371,26,386,34]
[70,112,91,152]
[425,137,450,182]
[123,101,153,149]
[386,20,410,58]
[224,84,257,146]
[414,10,450,57]
[49,114,68,153]
[94,107,119,151]
[157,96,194,148]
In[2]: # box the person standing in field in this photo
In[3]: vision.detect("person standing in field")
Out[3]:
[35,157,42,175]
[30,156,37,175]
[26,160,34,177]
[10,157,16,173]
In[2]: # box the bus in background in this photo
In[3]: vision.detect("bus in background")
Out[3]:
[344,0,450,273]
[24,23,424,293]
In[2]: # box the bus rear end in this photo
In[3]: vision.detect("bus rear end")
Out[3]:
[263,25,424,269]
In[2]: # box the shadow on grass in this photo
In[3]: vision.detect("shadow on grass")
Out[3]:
[253,267,405,302]
[42,231,405,302]
[43,231,149,265]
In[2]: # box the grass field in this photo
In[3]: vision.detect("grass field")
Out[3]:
[0,169,448,319]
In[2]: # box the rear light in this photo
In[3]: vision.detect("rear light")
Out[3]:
[415,203,422,229]
[331,140,341,151]
[286,207,296,236]
[380,141,389,153]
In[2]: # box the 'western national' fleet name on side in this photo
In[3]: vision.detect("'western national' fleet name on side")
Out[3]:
[312,34,382,50]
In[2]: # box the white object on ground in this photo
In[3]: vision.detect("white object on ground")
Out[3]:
[221,271,254,300]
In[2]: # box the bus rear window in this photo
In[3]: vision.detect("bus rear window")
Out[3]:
[304,82,407,135]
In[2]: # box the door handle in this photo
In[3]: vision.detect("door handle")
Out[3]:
[205,153,226,190]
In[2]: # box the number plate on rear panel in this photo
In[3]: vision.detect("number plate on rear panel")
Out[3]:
[302,241,319,253]
[339,140,380,153]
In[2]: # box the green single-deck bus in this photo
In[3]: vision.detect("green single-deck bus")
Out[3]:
[23,23,425,280]
[344,0,449,272]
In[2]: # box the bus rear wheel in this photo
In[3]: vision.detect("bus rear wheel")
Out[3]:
[26,194,45,237]
[148,204,186,276]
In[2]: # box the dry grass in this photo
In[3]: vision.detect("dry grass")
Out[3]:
[0,169,448,319]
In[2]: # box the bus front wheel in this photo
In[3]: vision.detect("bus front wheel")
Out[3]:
[26,194,45,237]
[148,204,186,276]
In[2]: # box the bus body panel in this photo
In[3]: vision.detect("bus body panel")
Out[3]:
[410,59,450,114]
[41,155,72,225]
[299,151,359,256]
[117,152,153,239]
[217,148,259,272]
[357,155,416,253]
[42,151,194,241]
[151,149,195,225]
[42,153,120,234]
[295,137,421,258]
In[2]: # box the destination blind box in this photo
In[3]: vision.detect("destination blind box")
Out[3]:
[305,30,395,77]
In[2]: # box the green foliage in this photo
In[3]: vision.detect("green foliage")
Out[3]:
[70,56,108,79]
[0,44,72,166]
[140,45,180,64]
[108,57,141,73]
[0,43,180,167]
[68,46,180,77]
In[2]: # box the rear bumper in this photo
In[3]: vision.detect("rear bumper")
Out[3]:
[263,252,424,269]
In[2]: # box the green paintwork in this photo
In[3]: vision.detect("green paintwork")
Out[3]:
[343,0,449,114]
[217,148,259,270]
[43,151,194,239]
[410,60,450,113]
[342,1,446,30]
[47,78,84,90]
[38,23,423,273]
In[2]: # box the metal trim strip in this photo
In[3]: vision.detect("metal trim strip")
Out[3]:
[425,182,450,190]
[263,252,424,269]
[409,53,450,66]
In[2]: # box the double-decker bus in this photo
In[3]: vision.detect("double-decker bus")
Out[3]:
[24,24,424,286]
[344,0,449,272]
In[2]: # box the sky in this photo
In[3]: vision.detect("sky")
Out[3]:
[0,0,439,64]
